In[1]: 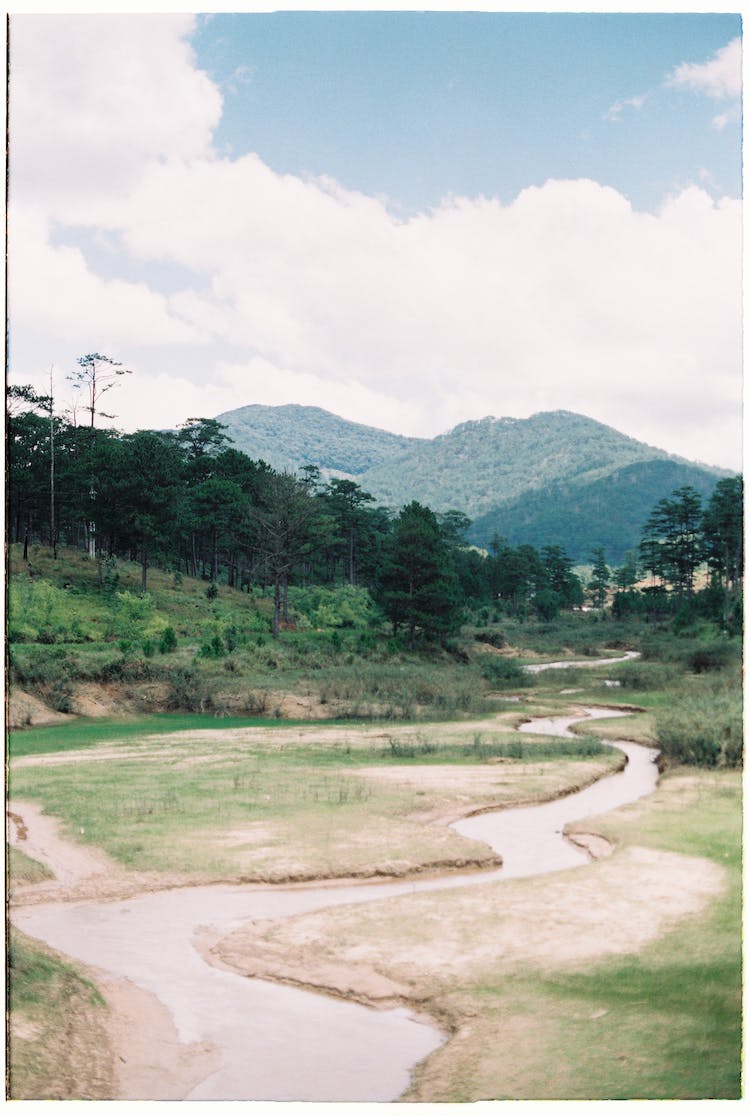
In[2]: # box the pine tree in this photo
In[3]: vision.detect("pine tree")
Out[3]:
[376,502,463,642]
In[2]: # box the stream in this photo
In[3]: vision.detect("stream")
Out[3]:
[11,677,659,1101]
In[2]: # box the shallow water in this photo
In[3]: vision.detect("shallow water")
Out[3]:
[12,704,659,1101]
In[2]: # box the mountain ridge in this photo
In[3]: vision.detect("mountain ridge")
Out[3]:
[212,402,732,564]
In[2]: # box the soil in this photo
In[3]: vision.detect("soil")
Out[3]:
[207,843,725,1008]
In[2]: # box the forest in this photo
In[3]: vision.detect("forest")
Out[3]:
[7,369,743,644]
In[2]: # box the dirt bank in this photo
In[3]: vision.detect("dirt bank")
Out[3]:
[207,843,725,1013]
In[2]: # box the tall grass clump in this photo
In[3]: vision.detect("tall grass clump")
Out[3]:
[656,688,742,768]
[477,656,530,689]
[608,660,683,691]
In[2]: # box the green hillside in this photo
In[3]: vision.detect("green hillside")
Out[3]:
[468,458,730,565]
[204,404,730,561]
[358,410,694,517]
[214,403,423,477]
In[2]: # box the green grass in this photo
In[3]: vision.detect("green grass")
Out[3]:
[7,844,55,884]
[8,929,104,1012]
[535,770,743,1099]
[7,713,329,758]
[395,768,742,1101]
[8,710,621,879]
[7,927,111,1100]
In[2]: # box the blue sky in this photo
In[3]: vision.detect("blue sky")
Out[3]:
[194,11,742,214]
[7,8,744,470]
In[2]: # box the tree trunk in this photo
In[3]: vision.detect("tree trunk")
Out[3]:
[273,578,281,638]
[141,547,148,595]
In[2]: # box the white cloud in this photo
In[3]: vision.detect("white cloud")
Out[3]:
[667,37,742,100]
[6,15,744,472]
[604,92,647,123]
[8,13,222,221]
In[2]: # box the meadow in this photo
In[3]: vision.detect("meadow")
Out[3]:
[6,543,743,1100]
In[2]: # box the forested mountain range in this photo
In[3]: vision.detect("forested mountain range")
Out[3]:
[214,403,424,477]
[215,404,730,564]
[467,458,726,563]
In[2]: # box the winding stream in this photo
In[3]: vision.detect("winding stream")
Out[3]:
[11,672,659,1101]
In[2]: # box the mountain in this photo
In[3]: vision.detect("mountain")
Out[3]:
[214,403,423,477]
[212,403,731,565]
[357,410,693,519]
[467,458,727,565]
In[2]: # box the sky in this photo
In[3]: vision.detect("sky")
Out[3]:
[6,5,744,470]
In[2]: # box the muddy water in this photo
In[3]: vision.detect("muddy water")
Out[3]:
[524,649,641,673]
[453,707,659,877]
[12,703,658,1102]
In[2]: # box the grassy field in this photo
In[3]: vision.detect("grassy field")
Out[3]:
[214,767,741,1101]
[6,929,114,1100]
[8,711,621,882]
[6,544,742,1100]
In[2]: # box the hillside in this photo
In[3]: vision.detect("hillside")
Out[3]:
[357,411,695,517]
[467,458,728,565]
[208,403,730,563]
[214,403,423,477]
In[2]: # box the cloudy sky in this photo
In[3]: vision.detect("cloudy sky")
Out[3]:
[7,6,743,470]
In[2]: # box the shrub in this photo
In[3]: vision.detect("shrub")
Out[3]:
[166,669,213,712]
[477,655,530,688]
[205,582,219,601]
[686,641,735,674]
[199,633,226,659]
[608,660,683,691]
[474,630,506,649]
[7,579,78,643]
[656,689,742,767]
[158,626,178,654]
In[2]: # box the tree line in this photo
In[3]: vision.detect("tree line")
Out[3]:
[7,365,742,640]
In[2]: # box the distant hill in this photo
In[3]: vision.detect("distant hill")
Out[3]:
[467,458,728,565]
[210,403,731,565]
[357,411,702,518]
[214,403,423,477]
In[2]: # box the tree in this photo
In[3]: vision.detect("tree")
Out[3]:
[588,547,610,608]
[189,476,247,583]
[249,472,334,637]
[613,551,639,591]
[324,479,376,585]
[639,486,704,599]
[68,353,133,429]
[102,431,183,593]
[375,502,463,642]
[702,476,743,625]
[67,353,132,558]
[176,418,232,482]
[540,545,584,608]
[490,542,545,616]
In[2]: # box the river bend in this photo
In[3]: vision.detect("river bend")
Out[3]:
[11,699,658,1101]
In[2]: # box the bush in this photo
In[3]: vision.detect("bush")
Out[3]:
[159,626,178,654]
[166,669,213,712]
[656,689,742,767]
[474,630,506,649]
[686,641,735,674]
[287,584,378,630]
[608,660,683,691]
[477,655,530,688]
[7,579,81,643]
[533,589,560,621]
[199,633,226,659]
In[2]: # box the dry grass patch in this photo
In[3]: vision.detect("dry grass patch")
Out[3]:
[211,844,724,998]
